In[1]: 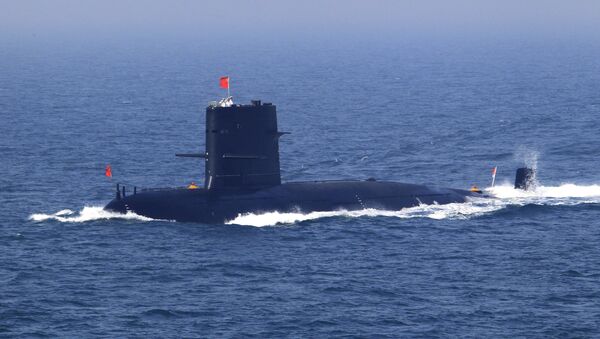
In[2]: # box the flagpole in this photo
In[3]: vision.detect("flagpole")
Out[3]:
[227,77,231,98]
[491,166,497,187]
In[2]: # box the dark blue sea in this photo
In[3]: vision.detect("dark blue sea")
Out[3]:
[2,37,600,337]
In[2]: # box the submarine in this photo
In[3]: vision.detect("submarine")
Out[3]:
[104,94,533,223]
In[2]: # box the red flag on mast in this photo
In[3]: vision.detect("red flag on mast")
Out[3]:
[105,165,112,178]
[219,76,229,89]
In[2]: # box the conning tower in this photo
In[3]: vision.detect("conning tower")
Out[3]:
[204,100,283,190]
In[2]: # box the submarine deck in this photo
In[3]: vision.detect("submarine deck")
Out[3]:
[106,180,481,223]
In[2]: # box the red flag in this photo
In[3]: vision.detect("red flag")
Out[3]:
[105,165,112,178]
[491,166,497,176]
[219,76,229,89]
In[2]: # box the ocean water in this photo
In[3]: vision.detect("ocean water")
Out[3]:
[2,37,600,337]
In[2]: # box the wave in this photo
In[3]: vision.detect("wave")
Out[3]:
[29,206,156,223]
[227,183,600,227]
[226,200,503,227]
[488,183,600,199]
[29,184,600,226]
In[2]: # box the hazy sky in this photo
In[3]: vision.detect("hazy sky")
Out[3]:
[2,0,600,41]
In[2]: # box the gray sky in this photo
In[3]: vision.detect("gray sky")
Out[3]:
[2,0,600,41]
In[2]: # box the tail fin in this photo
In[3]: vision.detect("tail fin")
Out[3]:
[514,167,536,190]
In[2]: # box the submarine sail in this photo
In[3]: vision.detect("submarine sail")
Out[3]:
[204,100,282,190]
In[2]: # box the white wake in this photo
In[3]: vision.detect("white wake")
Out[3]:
[227,183,600,227]
[29,206,156,223]
[28,184,600,226]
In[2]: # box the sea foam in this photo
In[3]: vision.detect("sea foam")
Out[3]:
[29,184,600,226]
[29,206,156,223]
[227,183,600,226]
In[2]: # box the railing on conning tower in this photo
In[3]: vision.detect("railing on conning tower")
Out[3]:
[209,96,233,108]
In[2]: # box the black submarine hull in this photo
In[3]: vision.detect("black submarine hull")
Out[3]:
[102,97,493,223]
[104,180,481,223]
